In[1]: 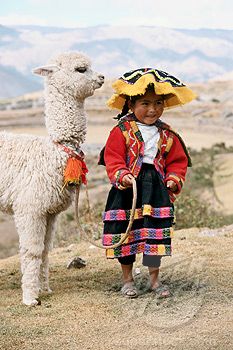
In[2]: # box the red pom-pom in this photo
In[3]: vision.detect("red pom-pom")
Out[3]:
[64,157,88,186]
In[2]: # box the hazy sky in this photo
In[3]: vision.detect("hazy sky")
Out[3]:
[0,0,233,30]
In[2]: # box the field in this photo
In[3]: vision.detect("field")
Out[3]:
[0,81,233,349]
[1,228,233,350]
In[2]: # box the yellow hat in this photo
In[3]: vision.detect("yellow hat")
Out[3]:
[107,68,196,110]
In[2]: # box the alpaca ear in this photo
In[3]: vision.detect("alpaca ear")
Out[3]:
[32,65,60,76]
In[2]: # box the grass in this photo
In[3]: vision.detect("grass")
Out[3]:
[174,143,233,229]
[187,143,233,191]
[1,141,232,348]
[1,230,233,350]
[1,143,232,258]
[56,143,233,246]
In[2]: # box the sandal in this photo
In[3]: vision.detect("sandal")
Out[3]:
[121,282,138,298]
[151,284,171,299]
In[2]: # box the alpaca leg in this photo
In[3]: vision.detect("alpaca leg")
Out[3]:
[15,213,47,306]
[39,214,56,293]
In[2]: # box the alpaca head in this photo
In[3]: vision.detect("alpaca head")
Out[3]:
[33,52,104,100]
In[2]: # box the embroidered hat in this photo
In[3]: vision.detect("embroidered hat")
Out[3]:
[107,68,196,110]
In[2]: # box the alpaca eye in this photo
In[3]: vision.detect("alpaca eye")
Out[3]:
[75,67,86,73]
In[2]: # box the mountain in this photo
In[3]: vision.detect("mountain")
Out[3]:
[0,24,233,98]
[0,64,41,99]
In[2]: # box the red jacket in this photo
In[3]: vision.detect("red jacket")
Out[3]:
[103,114,191,202]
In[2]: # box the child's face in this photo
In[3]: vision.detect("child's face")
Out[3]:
[129,91,164,125]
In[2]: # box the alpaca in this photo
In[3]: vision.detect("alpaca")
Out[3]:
[0,52,104,306]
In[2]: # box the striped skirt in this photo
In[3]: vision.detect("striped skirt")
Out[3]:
[102,163,174,259]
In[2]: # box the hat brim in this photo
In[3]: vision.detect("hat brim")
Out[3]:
[107,74,196,110]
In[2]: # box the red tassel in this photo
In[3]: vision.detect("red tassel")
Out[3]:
[64,157,88,186]
[80,160,88,185]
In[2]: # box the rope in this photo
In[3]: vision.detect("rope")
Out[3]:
[74,178,137,249]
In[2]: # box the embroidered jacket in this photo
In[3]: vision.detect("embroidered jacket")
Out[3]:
[102,114,191,202]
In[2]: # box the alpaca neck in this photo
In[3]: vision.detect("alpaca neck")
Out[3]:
[44,85,87,145]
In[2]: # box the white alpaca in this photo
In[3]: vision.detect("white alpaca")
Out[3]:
[0,52,104,306]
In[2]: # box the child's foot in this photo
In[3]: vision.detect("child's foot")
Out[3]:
[121,281,138,298]
[151,284,170,298]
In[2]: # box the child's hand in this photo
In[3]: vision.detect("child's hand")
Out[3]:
[122,174,135,188]
[166,180,178,192]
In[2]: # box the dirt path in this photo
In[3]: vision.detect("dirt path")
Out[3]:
[0,228,232,350]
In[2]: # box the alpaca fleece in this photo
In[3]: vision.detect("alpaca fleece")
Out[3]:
[0,52,104,305]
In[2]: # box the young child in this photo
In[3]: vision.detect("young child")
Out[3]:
[100,68,195,298]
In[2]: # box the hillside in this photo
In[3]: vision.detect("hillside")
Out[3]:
[0,228,233,350]
[0,75,233,349]
[0,79,233,260]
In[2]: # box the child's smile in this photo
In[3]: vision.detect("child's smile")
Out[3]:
[129,91,164,125]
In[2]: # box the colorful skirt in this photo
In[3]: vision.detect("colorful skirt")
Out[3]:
[102,164,174,258]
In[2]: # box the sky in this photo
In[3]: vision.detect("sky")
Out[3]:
[0,0,233,30]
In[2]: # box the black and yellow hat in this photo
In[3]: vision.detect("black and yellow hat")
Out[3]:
[107,68,196,110]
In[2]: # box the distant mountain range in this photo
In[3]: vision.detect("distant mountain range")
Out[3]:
[0,24,233,99]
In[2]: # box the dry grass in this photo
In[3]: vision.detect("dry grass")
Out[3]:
[1,81,233,349]
[0,228,233,350]
[214,153,233,215]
